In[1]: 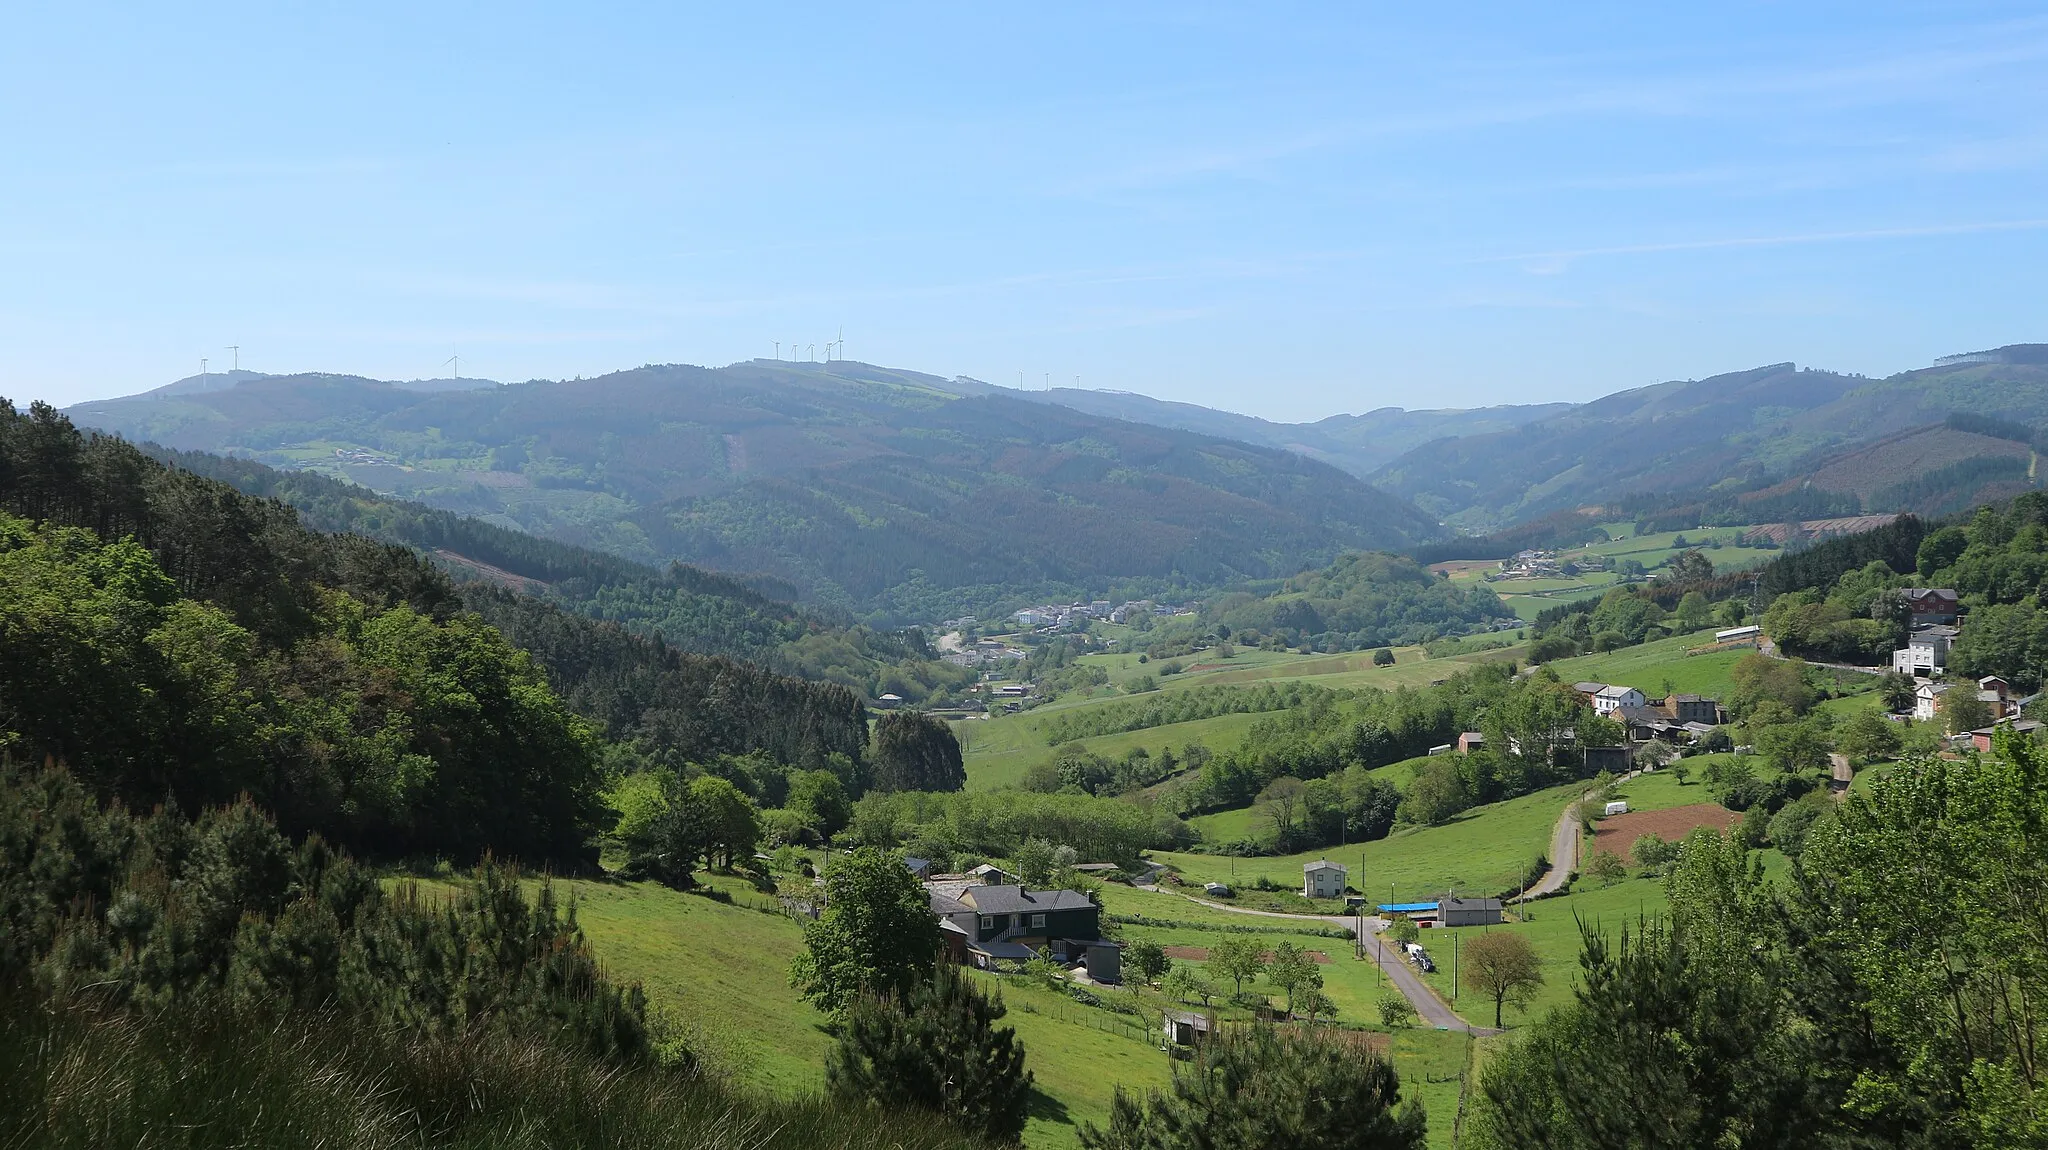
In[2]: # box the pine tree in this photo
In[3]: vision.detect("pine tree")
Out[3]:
[1081,1024,1425,1149]
[827,963,1032,1144]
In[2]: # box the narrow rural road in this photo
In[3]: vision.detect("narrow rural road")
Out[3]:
[1137,887,1489,1033]
[1514,768,1646,902]
[1829,752,1853,800]
[1521,801,1582,899]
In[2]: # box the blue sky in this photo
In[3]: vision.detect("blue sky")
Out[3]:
[5,2,2047,419]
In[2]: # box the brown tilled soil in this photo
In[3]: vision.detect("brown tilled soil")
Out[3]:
[1593,803,1740,863]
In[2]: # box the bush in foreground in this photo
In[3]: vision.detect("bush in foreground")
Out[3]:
[1080,1024,1426,1149]
[828,963,1032,1145]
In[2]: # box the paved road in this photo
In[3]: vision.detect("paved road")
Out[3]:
[1521,799,1582,899]
[1514,768,1647,902]
[1138,888,1489,1033]
[1829,752,1853,800]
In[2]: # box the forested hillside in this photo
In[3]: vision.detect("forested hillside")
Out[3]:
[1127,550,1510,656]
[66,361,1446,622]
[151,445,975,704]
[0,398,872,864]
[1373,350,2048,532]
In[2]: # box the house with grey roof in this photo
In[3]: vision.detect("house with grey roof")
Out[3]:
[929,883,1118,979]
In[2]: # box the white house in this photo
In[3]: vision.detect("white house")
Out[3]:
[1892,625,1958,677]
[1914,681,1952,723]
[1592,685,1647,716]
[1303,859,1347,900]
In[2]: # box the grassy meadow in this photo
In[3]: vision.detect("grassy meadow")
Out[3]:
[1156,780,1579,906]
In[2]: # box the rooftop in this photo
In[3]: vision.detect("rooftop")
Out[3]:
[960,884,1097,915]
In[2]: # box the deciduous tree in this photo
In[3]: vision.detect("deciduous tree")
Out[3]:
[790,847,942,1013]
[1207,937,1265,1001]
[1461,931,1545,1030]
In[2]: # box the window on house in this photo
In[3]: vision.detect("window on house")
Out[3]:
[981,916,996,931]
[1031,913,1046,929]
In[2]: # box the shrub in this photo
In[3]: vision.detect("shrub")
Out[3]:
[827,964,1032,1145]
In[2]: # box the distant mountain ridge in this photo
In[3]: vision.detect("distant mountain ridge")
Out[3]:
[1002,386,1572,477]
[149,368,501,397]
[1370,349,2048,532]
[64,360,1445,623]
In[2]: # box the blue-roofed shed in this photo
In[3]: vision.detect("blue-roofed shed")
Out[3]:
[1378,901,1438,914]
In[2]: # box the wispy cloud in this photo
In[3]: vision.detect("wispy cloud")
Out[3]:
[1484,218,2048,274]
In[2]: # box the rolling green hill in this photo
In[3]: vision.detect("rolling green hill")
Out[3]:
[1372,348,2048,532]
[66,360,1447,624]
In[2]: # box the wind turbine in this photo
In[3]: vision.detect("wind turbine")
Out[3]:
[199,357,208,386]
[226,345,240,372]
[774,341,780,360]
[807,343,815,362]
[443,354,459,379]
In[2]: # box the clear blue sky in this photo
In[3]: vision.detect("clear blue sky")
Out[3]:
[5,2,2047,420]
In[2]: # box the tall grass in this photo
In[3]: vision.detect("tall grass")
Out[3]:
[0,986,985,1150]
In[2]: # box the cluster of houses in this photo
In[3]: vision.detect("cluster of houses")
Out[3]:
[939,639,1028,669]
[1883,588,2043,747]
[1446,682,1727,766]
[1889,588,1965,676]
[1486,549,1593,581]
[1011,599,1192,630]
[331,446,399,467]
[916,862,1124,983]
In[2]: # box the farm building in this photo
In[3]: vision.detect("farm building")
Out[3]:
[1303,859,1348,899]
[1163,1011,1215,1047]
[1438,897,1505,927]
[1374,897,1503,927]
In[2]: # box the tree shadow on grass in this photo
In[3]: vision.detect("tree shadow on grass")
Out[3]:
[1025,1084,1074,1131]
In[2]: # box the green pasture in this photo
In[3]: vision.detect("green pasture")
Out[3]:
[1186,755,1431,848]
[960,710,1267,791]
[1605,767,1717,813]
[1544,631,1748,699]
[406,872,832,1095]
[1404,875,1672,1028]
[1153,781,1579,906]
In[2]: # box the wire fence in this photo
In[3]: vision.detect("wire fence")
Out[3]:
[1015,998,1156,1047]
